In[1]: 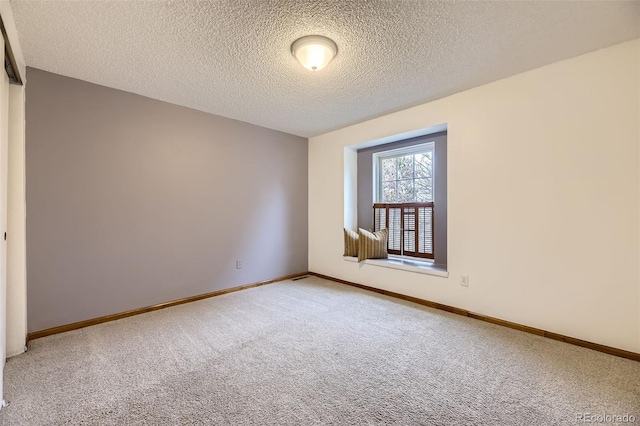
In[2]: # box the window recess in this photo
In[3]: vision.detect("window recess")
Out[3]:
[372,142,435,260]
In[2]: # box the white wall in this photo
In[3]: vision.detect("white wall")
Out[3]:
[343,147,357,231]
[1,0,27,363]
[6,84,25,357]
[0,35,6,401]
[309,39,640,353]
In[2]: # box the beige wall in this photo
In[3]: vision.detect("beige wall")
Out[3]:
[309,40,640,352]
[26,69,308,332]
[7,83,25,356]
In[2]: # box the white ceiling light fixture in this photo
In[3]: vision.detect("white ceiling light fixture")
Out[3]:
[291,35,338,72]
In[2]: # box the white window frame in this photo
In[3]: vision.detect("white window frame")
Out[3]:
[372,142,435,204]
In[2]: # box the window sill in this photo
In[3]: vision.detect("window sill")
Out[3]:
[343,256,448,278]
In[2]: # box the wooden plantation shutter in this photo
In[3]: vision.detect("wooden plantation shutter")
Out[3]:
[373,202,434,259]
[418,205,433,256]
[388,206,401,252]
[404,207,415,255]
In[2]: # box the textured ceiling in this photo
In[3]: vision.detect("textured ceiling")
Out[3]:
[11,0,640,137]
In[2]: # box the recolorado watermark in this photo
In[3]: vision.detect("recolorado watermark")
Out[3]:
[576,413,636,423]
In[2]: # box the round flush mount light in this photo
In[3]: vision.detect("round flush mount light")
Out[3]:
[291,35,338,72]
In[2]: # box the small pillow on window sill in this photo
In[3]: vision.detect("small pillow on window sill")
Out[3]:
[343,228,359,257]
[358,228,388,262]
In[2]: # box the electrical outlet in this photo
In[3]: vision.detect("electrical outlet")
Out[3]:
[460,275,469,287]
[236,260,243,269]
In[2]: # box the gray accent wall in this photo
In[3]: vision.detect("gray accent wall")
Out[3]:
[26,68,308,332]
[357,132,447,266]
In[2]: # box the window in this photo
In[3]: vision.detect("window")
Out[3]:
[372,143,435,260]
[373,143,434,204]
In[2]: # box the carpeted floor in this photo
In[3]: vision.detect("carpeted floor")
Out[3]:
[1,276,639,425]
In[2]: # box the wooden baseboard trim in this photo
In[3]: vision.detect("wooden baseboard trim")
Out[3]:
[27,271,309,342]
[307,272,640,362]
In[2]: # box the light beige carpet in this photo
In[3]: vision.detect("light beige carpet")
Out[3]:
[1,276,639,425]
